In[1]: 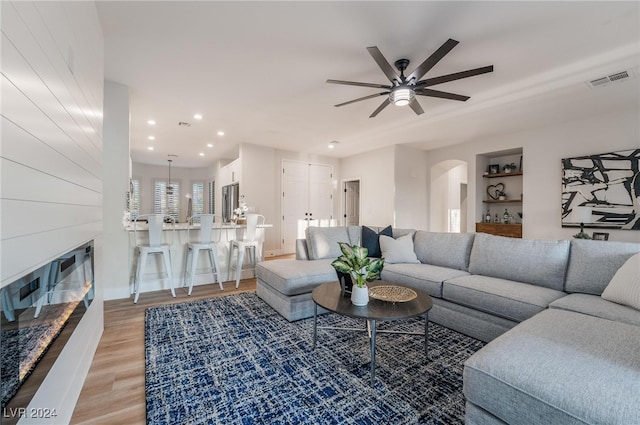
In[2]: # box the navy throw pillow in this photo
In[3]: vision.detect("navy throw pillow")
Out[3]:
[361,225,392,258]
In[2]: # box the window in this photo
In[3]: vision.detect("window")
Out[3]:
[208,180,215,215]
[129,179,140,220]
[192,182,204,216]
[154,180,180,221]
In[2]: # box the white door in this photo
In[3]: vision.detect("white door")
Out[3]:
[281,161,333,254]
[308,164,333,223]
[344,180,360,226]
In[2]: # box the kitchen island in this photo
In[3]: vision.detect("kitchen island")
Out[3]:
[125,222,272,297]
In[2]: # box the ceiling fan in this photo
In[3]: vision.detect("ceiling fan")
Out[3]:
[327,39,493,118]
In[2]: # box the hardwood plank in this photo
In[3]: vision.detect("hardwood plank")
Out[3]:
[71,256,293,424]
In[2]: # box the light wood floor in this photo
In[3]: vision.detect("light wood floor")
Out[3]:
[70,278,258,424]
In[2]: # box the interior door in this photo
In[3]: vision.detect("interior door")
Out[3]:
[308,164,333,224]
[344,180,360,226]
[281,161,333,254]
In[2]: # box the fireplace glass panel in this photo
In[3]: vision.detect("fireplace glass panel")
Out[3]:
[0,241,94,412]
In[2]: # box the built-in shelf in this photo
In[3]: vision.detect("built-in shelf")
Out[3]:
[483,171,523,178]
[476,223,522,238]
[483,199,523,204]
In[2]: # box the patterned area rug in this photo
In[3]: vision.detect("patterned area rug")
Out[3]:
[145,293,484,424]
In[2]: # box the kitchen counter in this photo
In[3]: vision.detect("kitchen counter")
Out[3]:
[125,222,272,297]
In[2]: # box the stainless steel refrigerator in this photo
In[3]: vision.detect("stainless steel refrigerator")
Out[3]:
[221,183,239,223]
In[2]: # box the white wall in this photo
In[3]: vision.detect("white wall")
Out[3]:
[394,146,428,230]
[102,81,131,302]
[425,109,640,243]
[340,146,395,227]
[0,1,104,422]
[239,144,278,253]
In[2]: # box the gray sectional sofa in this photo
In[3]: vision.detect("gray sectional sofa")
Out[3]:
[255,225,640,425]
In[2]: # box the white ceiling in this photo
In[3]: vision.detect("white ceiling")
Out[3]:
[97,1,640,168]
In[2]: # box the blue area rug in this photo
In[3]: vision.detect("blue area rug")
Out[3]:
[145,293,484,424]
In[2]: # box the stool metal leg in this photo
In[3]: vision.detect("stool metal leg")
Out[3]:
[235,247,244,288]
[208,247,224,290]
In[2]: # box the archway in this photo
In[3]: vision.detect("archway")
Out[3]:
[430,159,468,233]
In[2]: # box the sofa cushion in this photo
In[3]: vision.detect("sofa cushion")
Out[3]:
[464,309,640,425]
[380,234,420,264]
[361,225,392,258]
[443,275,566,322]
[468,233,570,291]
[550,293,640,327]
[601,253,640,310]
[564,239,640,295]
[413,231,475,271]
[305,226,351,260]
[347,225,362,247]
[392,228,415,239]
[381,263,469,298]
[255,259,336,296]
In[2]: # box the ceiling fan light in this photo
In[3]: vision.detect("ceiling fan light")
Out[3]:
[391,87,414,106]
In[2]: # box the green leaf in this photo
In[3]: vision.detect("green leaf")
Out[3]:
[331,258,352,273]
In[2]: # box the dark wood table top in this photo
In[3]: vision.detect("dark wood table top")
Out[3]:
[312,280,433,321]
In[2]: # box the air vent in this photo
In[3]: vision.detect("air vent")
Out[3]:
[178,121,191,127]
[586,70,633,88]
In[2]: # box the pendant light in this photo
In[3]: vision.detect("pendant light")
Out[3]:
[166,159,174,195]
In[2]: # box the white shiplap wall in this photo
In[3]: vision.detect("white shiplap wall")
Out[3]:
[1,1,102,285]
[1,1,104,422]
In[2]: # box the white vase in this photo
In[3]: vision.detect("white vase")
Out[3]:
[351,285,369,306]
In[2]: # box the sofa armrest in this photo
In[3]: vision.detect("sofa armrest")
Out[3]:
[295,239,309,260]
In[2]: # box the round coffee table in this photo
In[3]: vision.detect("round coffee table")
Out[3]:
[312,280,433,385]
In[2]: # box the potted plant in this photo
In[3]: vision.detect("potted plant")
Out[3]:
[331,242,384,306]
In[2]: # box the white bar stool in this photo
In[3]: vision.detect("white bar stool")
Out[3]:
[227,214,265,288]
[184,214,224,295]
[133,214,176,304]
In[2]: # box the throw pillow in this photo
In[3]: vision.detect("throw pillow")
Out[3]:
[601,253,640,310]
[361,225,392,258]
[379,233,420,264]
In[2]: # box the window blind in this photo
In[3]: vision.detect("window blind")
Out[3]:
[192,182,204,217]
[208,180,215,215]
[154,180,179,220]
[130,179,141,220]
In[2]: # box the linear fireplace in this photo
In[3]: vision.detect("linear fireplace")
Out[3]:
[0,241,94,422]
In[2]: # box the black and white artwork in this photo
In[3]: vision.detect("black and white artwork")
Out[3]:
[561,149,640,230]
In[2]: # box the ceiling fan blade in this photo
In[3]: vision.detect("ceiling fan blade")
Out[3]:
[326,79,391,89]
[334,92,388,107]
[369,98,391,118]
[416,65,494,87]
[407,38,459,82]
[367,46,400,83]
[409,98,424,115]
[415,88,470,101]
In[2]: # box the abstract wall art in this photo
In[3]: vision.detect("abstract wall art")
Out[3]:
[561,149,640,230]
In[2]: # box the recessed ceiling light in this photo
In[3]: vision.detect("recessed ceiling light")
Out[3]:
[148,135,155,140]
[199,152,205,157]
[194,114,203,120]
[147,120,156,125]
[217,131,225,136]
[147,146,154,151]
[207,143,213,148]
[328,140,339,149]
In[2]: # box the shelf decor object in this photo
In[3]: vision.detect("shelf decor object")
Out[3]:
[561,149,640,230]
